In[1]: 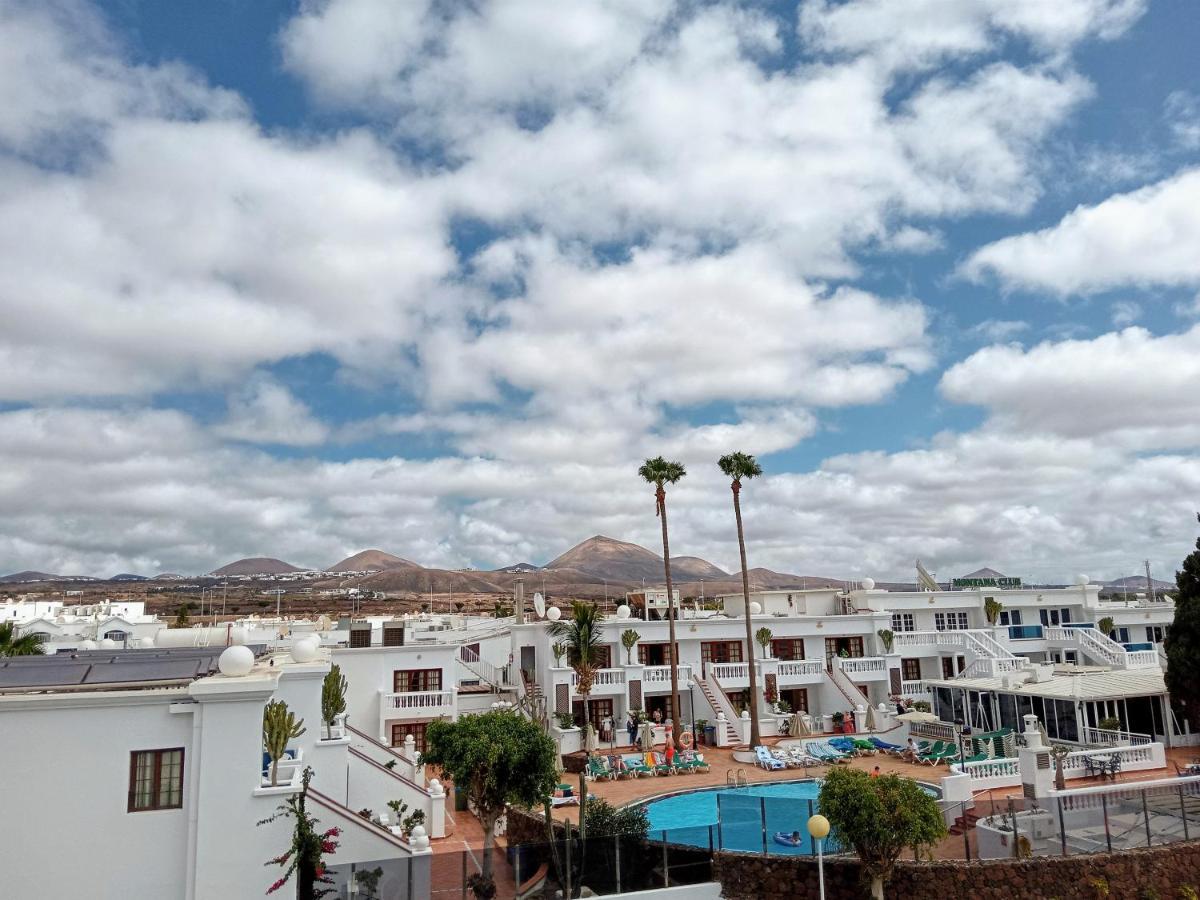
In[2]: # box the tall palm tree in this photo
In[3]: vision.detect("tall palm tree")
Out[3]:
[547,601,603,741]
[638,456,686,749]
[0,622,46,657]
[719,451,764,748]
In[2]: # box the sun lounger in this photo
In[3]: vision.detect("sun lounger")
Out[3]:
[650,751,677,775]
[678,750,709,773]
[917,741,949,765]
[755,745,787,770]
[606,754,632,779]
[786,746,822,766]
[622,753,651,777]
[770,748,804,768]
[807,742,851,764]
[869,736,904,755]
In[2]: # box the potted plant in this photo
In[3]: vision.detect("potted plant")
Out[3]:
[695,718,709,745]
[1097,616,1115,639]
[831,711,845,732]
[755,626,773,658]
[876,628,894,654]
[984,597,1003,626]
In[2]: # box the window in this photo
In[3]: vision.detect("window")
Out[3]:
[701,641,743,666]
[900,658,921,681]
[349,626,371,648]
[998,610,1022,626]
[1116,627,1130,643]
[128,748,184,812]
[771,638,805,660]
[1060,608,1071,624]
[103,630,129,642]
[934,612,969,631]
[391,722,429,753]
[393,669,442,693]
[1147,626,1166,643]
[890,613,915,632]
[824,637,864,665]
[638,643,669,665]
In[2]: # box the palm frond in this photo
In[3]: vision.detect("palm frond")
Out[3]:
[638,456,686,486]
[718,451,763,481]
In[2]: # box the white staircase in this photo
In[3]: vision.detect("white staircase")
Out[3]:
[829,661,868,708]
[892,628,1023,678]
[1045,626,1159,669]
[693,674,742,744]
[456,645,511,690]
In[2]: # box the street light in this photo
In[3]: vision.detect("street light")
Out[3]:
[807,814,830,900]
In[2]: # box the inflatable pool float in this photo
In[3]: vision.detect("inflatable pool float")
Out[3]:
[773,832,803,848]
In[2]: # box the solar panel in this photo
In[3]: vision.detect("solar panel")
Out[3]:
[0,663,89,688]
[84,659,203,683]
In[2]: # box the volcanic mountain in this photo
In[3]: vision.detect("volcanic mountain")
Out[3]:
[210,557,306,576]
[542,535,728,583]
[0,570,98,584]
[328,550,420,572]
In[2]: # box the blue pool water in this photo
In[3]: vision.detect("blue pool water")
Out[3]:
[644,779,938,856]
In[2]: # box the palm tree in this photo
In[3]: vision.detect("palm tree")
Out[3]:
[0,622,46,657]
[547,602,603,742]
[638,456,687,749]
[719,451,764,748]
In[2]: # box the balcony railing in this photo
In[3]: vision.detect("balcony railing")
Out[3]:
[570,668,626,688]
[710,662,755,681]
[777,659,824,679]
[381,690,454,712]
[642,664,692,684]
[900,679,929,696]
[1007,624,1044,640]
[1081,726,1152,747]
[836,656,887,676]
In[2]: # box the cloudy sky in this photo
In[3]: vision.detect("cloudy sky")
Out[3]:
[1,0,1198,581]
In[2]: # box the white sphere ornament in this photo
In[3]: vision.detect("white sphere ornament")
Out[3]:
[137,637,155,649]
[290,637,318,663]
[748,602,762,616]
[546,606,562,621]
[99,638,117,649]
[861,577,876,590]
[1075,574,1090,585]
[409,824,430,851]
[218,644,255,677]
[79,639,97,650]
[616,604,631,619]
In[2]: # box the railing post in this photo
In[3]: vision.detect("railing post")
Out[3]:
[717,794,723,849]
[662,832,669,887]
[761,797,768,855]
[615,834,622,893]
[1101,792,1112,852]
[1143,790,1152,847]
[1181,785,1191,841]
[1057,797,1068,856]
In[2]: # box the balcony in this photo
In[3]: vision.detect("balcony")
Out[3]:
[900,679,929,696]
[837,656,887,681]
[641,665,692,690]
[380,689,454,719]
[1006,624,1044,640]
[569,667,626,695]
[709,662,756,687]
[775,659,824,685]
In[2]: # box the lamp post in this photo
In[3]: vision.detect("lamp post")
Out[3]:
[807,814,830,900]
[688,682,698,748]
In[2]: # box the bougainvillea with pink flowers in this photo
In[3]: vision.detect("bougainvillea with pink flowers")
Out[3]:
[258,767,341,899]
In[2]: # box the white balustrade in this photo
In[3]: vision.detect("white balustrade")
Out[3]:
[569,667,626,689]
[777,659,824,679]
[1082,726,1151,747]
[711,662,751,681]
[641,664,692,683]
[837,656,887,676]
[382,690,454,712]
[900,679,929,695]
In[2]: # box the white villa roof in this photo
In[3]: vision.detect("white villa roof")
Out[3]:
[926,669,1167,701]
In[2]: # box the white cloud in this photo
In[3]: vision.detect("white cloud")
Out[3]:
[1164,90,1200,150]
[940,325,1200,449]
[1110,300,1142,327]
[215,376,330,446]
[963,168,1200,295]
[969,319,1029,342]
[799,0,1145,72]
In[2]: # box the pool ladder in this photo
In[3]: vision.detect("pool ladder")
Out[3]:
[726,768,747,788]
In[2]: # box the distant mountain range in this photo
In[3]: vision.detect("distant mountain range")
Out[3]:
[1,538,1181,598]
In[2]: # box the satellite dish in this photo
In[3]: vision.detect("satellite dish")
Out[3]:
[1074,574,1090,586]
[533,592,546,618]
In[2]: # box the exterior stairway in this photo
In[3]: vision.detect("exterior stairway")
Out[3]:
[457,645,512,691]
[828,660,868,709]
[949,808,981,836]
[692,674,743,745]
[1044,626,1159,669]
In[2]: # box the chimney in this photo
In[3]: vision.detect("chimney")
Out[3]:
[516,578,525,624]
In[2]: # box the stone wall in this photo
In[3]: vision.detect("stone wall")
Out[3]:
[714,840,1200,899]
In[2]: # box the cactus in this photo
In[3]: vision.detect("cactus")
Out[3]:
[263,700,306,786]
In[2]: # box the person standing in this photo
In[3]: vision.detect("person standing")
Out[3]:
[626,713,638,747]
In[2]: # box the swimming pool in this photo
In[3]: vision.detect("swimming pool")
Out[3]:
[644,779,939,856]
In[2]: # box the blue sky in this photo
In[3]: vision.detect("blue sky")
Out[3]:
[0,0,1198,580]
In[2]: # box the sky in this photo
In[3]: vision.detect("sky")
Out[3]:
[0,0,1198,582]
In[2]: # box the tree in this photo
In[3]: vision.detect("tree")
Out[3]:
[620,628,641,665]
[638,456,687,749]
[258,767,341,900]
[0,622,46,657]
[174,604,190,628]
[755,626,773,658]
[320,664,347,740]
[264,700,306,786]
[423,711,558,898]
[718,451,764,748]
[984,597,1003,626]
[1165,515,1200,729]
[876,628,894,654]
[819,767,946,900]
[548,601,603,737]
[1097,616,1115,639]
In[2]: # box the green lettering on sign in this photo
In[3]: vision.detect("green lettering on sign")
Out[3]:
[952,577,1021,589]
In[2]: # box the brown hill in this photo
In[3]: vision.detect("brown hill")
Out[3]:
[328,550,419,572]
[543,535,726,583]
[345,567,504,594]
[210,557,306,576]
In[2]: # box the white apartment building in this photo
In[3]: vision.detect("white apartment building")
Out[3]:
[0,644,442,900]
[510,574,1186,750]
